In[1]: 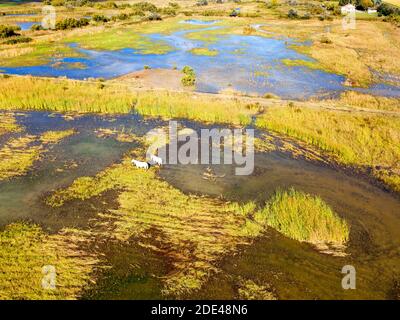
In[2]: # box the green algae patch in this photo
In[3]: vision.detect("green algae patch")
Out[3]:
[65,29,172,54]
[189,47,219,56]
[0,42,83,67]
[0,222,99,300]
[255,188,349,245]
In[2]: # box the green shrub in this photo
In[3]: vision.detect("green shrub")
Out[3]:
[169,2,180,9]
[181,66,196,86]
[162,7,177,15]
[92,14,109,23]
[31,24,44,31]
[3,37,32,45]
[0,25,20,39]
[55,18,89,30]
[287,9,299,19]
[131,1,158,12]
[377,3,400,16]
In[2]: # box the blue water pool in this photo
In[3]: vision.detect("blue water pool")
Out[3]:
[1,23,399,100]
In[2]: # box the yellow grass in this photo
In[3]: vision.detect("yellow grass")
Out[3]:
[384,0,400,7]
[256,106,400,192]
[0,129,77,181]
[323,91,400,112]
[0,76,134,113]
[0,223,99,300]
[0,112,21,136]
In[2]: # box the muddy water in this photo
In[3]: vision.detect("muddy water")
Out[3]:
[0,111,161,229]
[1,111,400,299]
[159,147,400,299]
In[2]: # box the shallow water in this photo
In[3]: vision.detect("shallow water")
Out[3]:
[158,137,400,299]
[179,19,220,25]
[0,111,161,229]
[1,111,400,299]
[1,21,399,99]
[15,21,35,30]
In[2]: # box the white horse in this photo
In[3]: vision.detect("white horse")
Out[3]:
[150,154,163,166]
[131,159,150,170]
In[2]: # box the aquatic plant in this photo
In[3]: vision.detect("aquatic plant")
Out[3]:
[0,112,21,136]
[0,76,255,124]
[237,278,277,300]
[255,106,400,192]
[0,135,41,181]
[281,58,321,70]
[255,188,350,245]
[189,47,218,56]
[39,129,75,144]
[46,153,255,296]
[0,222,98,300]
[0,129,76,181]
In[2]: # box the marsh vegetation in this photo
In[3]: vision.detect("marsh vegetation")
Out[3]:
[0,0,399,301]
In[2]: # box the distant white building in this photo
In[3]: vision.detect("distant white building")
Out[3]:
[368,8,377,14]
[341,4,356,15]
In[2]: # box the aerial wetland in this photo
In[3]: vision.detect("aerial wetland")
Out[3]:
[0,0,400,301]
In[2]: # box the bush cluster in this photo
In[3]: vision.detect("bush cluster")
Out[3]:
[181,66,196,86]
[55,18,89,30]
[0,25,20,38]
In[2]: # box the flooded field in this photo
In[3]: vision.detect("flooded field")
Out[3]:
[1,19,400,99]
[1,111,399,299]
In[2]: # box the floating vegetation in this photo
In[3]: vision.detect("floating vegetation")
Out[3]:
[0,112,21,136]
[39,129,75,144]
[0,135,41,181]
[281,58,321,70]
[95,128,139,143]
[189,47,219,56]
[0,129,77,181]
[0,222,99,300]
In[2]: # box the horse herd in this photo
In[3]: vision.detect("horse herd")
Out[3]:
[131,154,163,170]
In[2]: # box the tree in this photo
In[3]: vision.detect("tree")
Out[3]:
[357,0,374,10]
